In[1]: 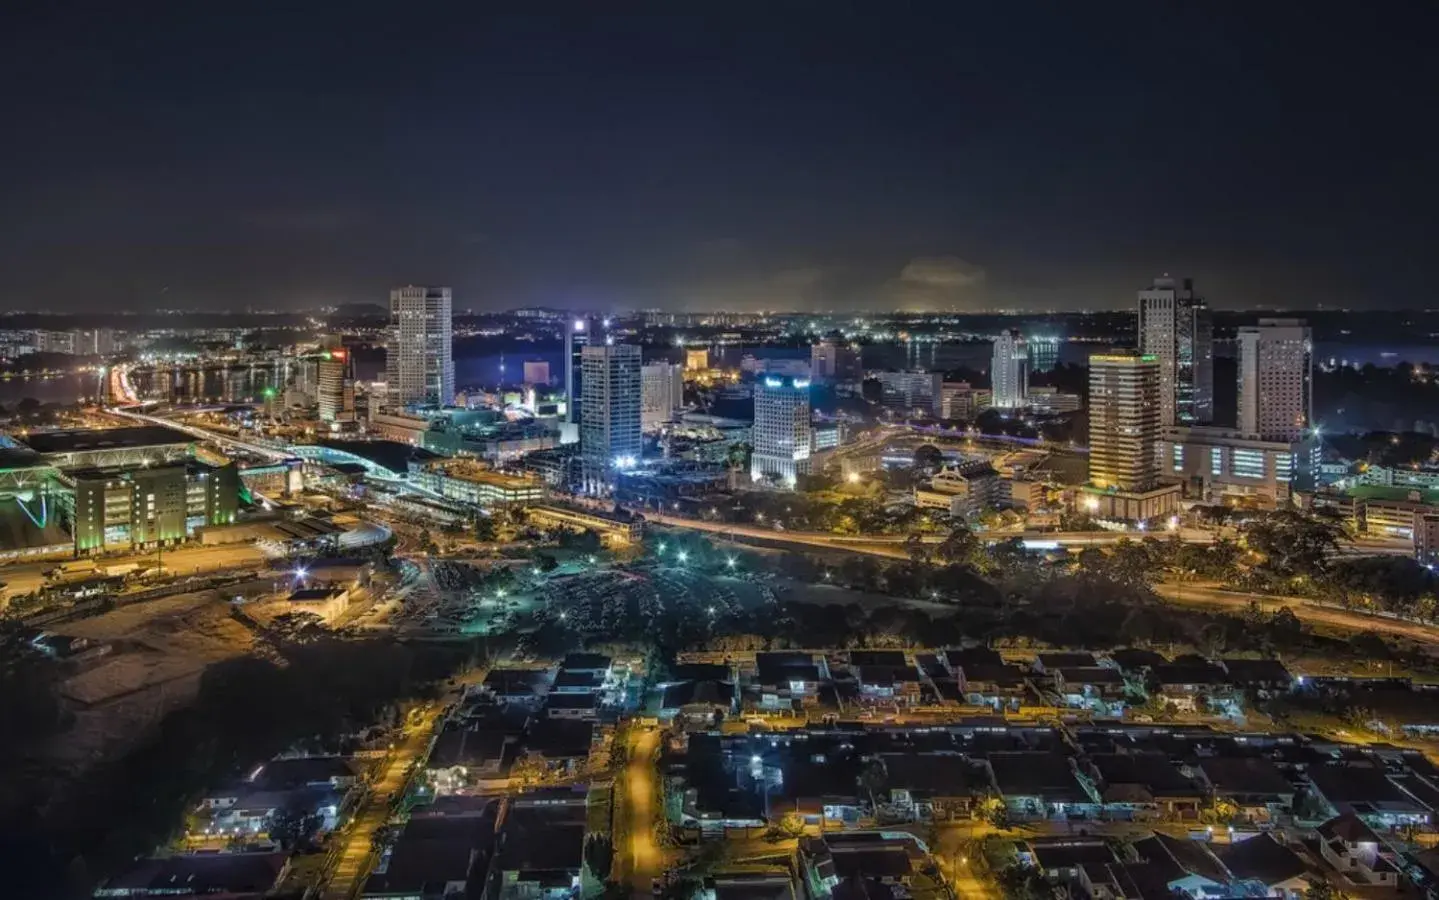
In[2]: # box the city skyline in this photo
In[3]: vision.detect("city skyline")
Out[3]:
[2,5,1436,313]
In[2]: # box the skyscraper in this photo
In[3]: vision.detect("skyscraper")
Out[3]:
[990,329,1029,409]
[640,361,685,430]
[751,375,812,487]
[565,316,599,426]
[317,347,354,423]
[1238,319,1313,441]
[386,285,454,409]
[1085,351,1179,520]
[579,342,642,494]
[810,340,863,384]
[1138,276,1213,426]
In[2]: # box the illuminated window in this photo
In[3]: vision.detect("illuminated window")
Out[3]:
[1173,445,1184,472]
[1234,449,1266,479]
[1275,452,1293,483]
[1211,448,1223,476]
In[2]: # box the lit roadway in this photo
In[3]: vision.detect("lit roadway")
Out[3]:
[641,512,1218,557]
[617,727,668,898]
[323,707,439,900]
[0,543,267,607]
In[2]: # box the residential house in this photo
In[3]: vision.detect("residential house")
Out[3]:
[988,751,1100,820]
[1086,753,1203,821]
[490,789,586,900]
[481,668,553,706]
[1194,756,1297,823]
[1151,659,1235,714]
[1316,813,1402,888]
[362,805,496,899]
[877,753,991,821]
[1215,834,1311,898]
[1221,658,1296,695]
[93,853,290,899]
[754,652,828,711]
[1305,762,1432,829]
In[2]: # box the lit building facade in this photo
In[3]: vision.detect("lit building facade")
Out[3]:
[640,362,685,430]
[1138,276,1213,426]
[810,341,863,384]
[1085,351,1178,520]
[565,316,599,427]
[990,330,1029,409]
[751,375,812,486]
[876,370,942,416]
[63,461,239,554]
[317,349,354,422]
[1163,425,1317,507]
[579,342,642,494]
[386,285,454,409]
[1238,318,1312,441]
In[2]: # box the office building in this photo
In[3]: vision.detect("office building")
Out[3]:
[641,362,685,430]
[1138,275,1213,426]
[1416,514,1439,567]
[579,343,642,494]
[1084,352,1179,520]
[939,382,990,420]
[810,340,863,384]
[36,330,76,354]
[317,348,354,423]
[386,285,454,409]
[522,360,551,386]
[62,460,239,554]
[1027,336,1061,373]
[751,375,812,486]
[914,461,1003,519]
[1163,425,1317,507]
[1027,386,1082,414]
[990,330,1028,409]
[877,370,942,417]
[565,317,599,427]
[1238,319,1313,441]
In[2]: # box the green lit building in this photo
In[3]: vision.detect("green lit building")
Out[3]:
[60,461,239,554]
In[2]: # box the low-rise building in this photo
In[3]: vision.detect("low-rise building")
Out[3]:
[914,461,1002,519]
[1162,425,1317,507]
[1317,813,1402,888]
[413,459,545,508]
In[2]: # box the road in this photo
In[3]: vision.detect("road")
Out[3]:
[1159,580,1439,648]
[618,727,667,897]
[323,708,439,899]
[0,543,267,607]
[644,513,1217,557]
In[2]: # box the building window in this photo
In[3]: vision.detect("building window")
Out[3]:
[1210,448,1223,476]
[1173,445,1184,472]
[1233,449,1266,479]
[1275,452,1293,483]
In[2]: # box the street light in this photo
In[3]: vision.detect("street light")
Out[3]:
[726,557,737,569]
[677,550,689,563]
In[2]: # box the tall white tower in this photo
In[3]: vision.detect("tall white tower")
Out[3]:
[579,342,642,494]
[1238,319,1312,441]
[1138,275,1212,426]
[751,375,813,487]
[990,329,1029,409]
[386,286,454,409]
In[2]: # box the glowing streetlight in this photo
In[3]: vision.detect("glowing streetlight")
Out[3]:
[1083,495,1100,513]
[1167,515,1180,532]
[677,550,689,563]
[846,471,861,484]
[707,606,716,615]
[726,557,737,569]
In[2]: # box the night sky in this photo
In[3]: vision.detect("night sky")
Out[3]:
[2,3,1435,313]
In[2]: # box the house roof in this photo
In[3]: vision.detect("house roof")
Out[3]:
[1316,812,1382,844]
[1037,652,1098,669]
[99,852,288,896]
[879,753,988,798]
[661,679,735,709]
[1153,662,1230,687]
[495,804,585,878]
[428,727,510,769]
[552,669,603,690]
[247,755,360,790]
[1132,834,1228,887]
[1055,666,1126,686]
[1198,756,1295,800]
[525,719,593,758]
[1108,648,1168,673]
[545,693,597,710]
[1217,834,1309,886]
[1026,839,1118,870]
[1090,753,1199,799]
[672,662,732,682]
[849,650,907,668]
[1220,658,1294,685]
[560,652,611,671]
[987,752,1091,803]
[944,647,1004,668]
[483,668,552,696]
[1307,763,1430,814]
[363,814,492,896]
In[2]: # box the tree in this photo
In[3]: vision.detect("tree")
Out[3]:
[474,516,498,543]
[904,534,931,566]
[913,444,944,472]
[583,834,614,881]
[858,759,888,812]
[1242,510,1343,579]
[936,526,981,569]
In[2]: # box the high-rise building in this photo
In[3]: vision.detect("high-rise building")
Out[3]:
[565,317,599,426]
[641,362,685,430]
[386,285,454,409]
[990,330,1029,409]
[1238,318,1313,441]
[317,348,354,422]
[810,341,863,384]
[1084,351,1180,520]
[1138,276,1213,426]
[876,370,943,416]
[522,360,551,386]
[579,342,642,494]
[685,348,709,371]
[1026,336,1061,374]
[751,375,812,487]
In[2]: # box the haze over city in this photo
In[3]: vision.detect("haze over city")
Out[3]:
[3,4,1437,312]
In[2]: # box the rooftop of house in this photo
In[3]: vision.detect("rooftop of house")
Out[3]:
[1132,833,1229,888]
[482,668,552,696]
[672,662,732,682]
[97,852,288,896]
[1220,658,1295,685]
[1215,833,1309,887]
[362,812,494,897]
[544,692,598,710]
[1036,651,1099,670]
[428,727,511,770]
[525,718,594,758]
[494,803,586,881]
[559,652,611,671]
[987,751,1091,803]
[879,753,989,798]
[848,650,908,668]
[244,755,360,791]
[943,646,1004,669]
[552,669,603,690]
[957,663,1030,687]
[1307,762,1430,813]
[1090,752,1200,799]
[1024,838,1119,871]
[1197,756,1296,800]
[662,679,736,710]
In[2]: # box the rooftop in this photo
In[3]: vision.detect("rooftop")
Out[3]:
[22,425,194,455]
[97,851,287,896]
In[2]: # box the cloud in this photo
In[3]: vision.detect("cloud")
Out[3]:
[885,255,987,309]
[672,265,833,311]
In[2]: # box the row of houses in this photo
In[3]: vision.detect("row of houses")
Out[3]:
[658,647,1298,722]
[669,719,1439,833]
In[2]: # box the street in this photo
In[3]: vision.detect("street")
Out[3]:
[0,543,267,608]
[322,708,439,899]
[617,727,667,897]
[1159,579,1439,647]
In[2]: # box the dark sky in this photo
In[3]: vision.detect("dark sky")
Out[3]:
[2,3,1435,313]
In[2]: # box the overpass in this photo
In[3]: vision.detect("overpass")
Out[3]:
[107,405,292,461]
